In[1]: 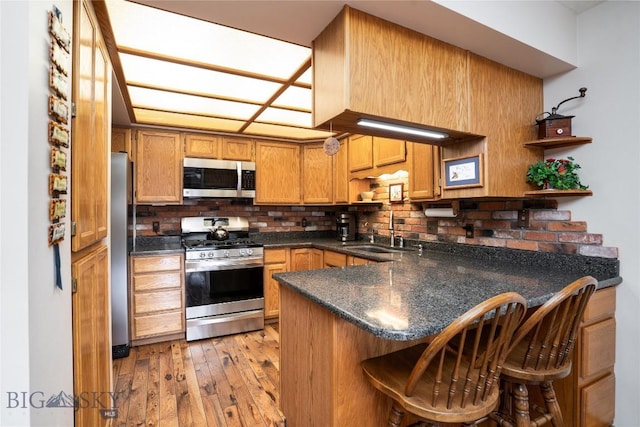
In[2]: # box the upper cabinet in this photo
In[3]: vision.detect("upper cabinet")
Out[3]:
[255,141,301,204]
[302,143,333,204]
[333,140,349,204]
[408,142,440,201]
[134,130,183,204]
[111,126,133,162]
[71,0,111,252]
[349,134,407,179]
[439,54,542,199]
[184,134,254,161]
[312,6,478,144]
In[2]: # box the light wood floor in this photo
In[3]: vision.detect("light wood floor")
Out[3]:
[111,324,285,427]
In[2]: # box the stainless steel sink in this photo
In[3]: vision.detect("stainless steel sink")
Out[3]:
[347,245,403,254]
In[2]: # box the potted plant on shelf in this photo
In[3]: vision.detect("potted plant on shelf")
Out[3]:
[526,157,589,190]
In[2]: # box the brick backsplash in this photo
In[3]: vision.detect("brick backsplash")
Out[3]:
[134,191,618,259]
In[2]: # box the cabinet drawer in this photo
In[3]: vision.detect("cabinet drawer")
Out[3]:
[265,248,288,264]
[133,310,184,338]
[134,289,182,314]
[580,317,616,380]
[580,372,615,427]
[132,272,182,292]
[583,286,616,323]
[132,254,182,273]
[324,250,347,267]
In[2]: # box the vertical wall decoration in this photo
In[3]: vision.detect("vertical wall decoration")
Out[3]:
[48,6,71,289]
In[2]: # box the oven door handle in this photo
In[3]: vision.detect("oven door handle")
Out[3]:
[185,257,264,273]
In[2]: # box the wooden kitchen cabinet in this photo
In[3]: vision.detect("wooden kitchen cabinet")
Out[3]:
[134,129,183,204]
[111,126,133,161]
[130,254,185,345]
[290,248,313,271]
[313,6,473,143]
[264,248,289,321]
[324,250,347,268]
[333,140,350,204]
[375,136,406,167]
[302,143,333,204]
[349,134,374,172]
[311,248,325,269]
[255,140,301,204]
[347,255,377,266]
[184,133,220,158]
[221,136,254,161]
[71,244,110,427]
[555,286,616,427]
[71,0,110,252]
[349,134,408,180]
[408,142,441,201]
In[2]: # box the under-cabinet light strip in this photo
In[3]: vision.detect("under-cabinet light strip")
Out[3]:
[357,118,448,140]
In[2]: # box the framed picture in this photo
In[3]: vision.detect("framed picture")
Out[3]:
[442,154,483,189]
[389,183,404,203]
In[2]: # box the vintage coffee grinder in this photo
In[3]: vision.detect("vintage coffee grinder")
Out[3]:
[536,87,587,139]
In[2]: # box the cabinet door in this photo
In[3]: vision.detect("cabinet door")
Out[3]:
[324,250,347,268]
[72,244,110,427]
[135,130,183,204]
[255,141,301,204]
[71,3,110,252]
[374,137,406,167]
[333,140,349,204]
[184,134,220,158]
[111,127,132,161]
[311,249,324,269]
[222,137,254,161]
[264,262,287,319]
[408,142,439,200]
[302,144,333,204]
[290,248,312,271]
[349,134,373,172]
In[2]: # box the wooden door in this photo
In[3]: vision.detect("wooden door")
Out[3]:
[333,140,349,204]
[311,249,324,269]
[221,137,254,161]
[408,142,439,200]
[135,130,183,204]
[184,133,220,159]
[374,137,406,167]
[348,134,373,172]
[255,141,301,204]
[290,248,312,271]
[72,0,110,252]
[72,245,110,427]
[302,144,333,204]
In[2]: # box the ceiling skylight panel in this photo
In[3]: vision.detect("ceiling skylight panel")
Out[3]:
[106,0,310,80]
[296,68,312,86]
[257,108,312,128]
[245,122,333,140]
[134,109,245,133]
[272,86,311,111]
[119,54,279,103]
[128,86,260,120]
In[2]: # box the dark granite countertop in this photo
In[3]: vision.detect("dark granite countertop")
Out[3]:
[129,236,183,255]
[271,236,621,341]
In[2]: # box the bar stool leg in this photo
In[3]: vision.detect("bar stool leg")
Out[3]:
[512,383,531,427]
[387,402,405,427]
[540,381,565,427]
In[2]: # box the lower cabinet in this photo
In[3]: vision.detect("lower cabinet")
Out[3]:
[264,248,289,321]
[555,286,616,427]
[129,253,184,345]
[324,250,347,268]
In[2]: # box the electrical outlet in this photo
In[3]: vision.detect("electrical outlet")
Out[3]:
[517,209,530,228]
[463,224,474,238]
[152,221,160,233]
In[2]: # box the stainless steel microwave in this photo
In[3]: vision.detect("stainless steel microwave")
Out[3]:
[183,158,256,198]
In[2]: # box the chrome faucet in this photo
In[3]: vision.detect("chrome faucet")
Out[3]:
[389,210,395,247]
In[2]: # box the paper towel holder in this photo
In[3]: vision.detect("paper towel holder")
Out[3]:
[423,201,459,218]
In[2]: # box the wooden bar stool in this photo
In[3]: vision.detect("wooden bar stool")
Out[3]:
[490,276,597,427]
[361,292,527,426]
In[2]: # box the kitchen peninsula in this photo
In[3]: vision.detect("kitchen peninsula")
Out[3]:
[273,243,620,427]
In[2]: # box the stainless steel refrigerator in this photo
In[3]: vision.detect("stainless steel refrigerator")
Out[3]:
[111,152,131,358]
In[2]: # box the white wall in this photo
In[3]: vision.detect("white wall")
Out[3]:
[0,1,74,426]
[543,2,640,425]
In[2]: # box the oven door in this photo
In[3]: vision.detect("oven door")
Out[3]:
[185,264,264,320]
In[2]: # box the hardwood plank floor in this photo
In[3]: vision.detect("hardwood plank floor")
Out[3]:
[112,324,285,427]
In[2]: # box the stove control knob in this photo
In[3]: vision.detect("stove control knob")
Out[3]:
[246,248,253,256]
[208,251,214,258]
[224,250,230,258]
[239,249,247,256]
[199,252,206,259]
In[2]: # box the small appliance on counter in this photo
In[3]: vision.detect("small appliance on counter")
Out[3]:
[336,212,357,242]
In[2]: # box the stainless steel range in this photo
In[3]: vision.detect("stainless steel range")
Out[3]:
[181,216,264,341]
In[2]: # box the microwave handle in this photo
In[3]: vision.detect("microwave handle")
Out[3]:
[236,161,242,197]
